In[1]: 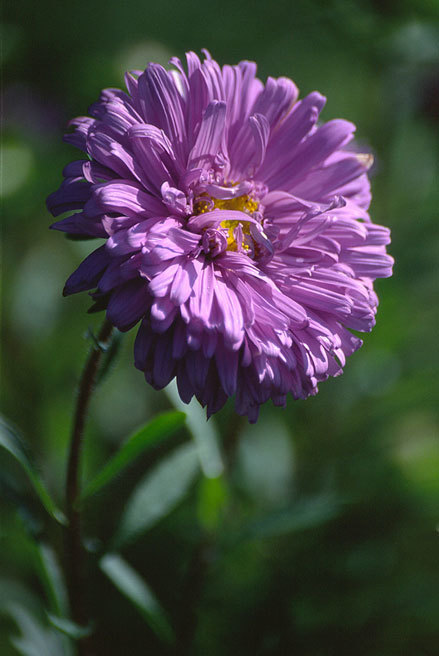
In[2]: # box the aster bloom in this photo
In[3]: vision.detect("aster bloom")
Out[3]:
[47,51,393,422]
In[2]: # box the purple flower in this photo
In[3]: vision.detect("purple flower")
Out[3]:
[48,51,393,422]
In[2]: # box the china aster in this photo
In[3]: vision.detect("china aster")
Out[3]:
[47,50,393,422]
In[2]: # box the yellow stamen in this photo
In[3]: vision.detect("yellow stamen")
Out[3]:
[194,193,259,252]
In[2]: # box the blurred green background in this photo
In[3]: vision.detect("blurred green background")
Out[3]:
[2,0,439,654]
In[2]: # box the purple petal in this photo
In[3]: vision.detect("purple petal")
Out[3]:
[137,63,187,163]
[106,278,149,330]
[85,180,165,218]
[47,178,92,217]
[188,100,226,170]
[212,277,244,349]
[63,246,108,296]
[258,92,326,186]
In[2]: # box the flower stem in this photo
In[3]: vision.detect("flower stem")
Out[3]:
[65,318,113,653]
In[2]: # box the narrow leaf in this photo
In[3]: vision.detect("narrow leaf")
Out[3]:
[80,411,186,504]
[7,603,69,656]
[165,380,224,478]
[239,495,341,541]
[100,553,174,643]
[46,613,92,640]
[0,417,66,524]
[197,475,227,532]
[0,472,44,538]
[35,543,69,617]
[114,442,199,547]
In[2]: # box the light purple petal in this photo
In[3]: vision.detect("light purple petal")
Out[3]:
[187,100,226,170]
[85,180,165,218]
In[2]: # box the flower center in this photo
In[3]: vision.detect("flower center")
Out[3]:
[194,193,259,252]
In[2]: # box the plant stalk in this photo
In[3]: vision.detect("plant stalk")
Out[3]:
[65,319,113,654]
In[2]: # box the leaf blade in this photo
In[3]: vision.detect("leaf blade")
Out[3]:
[239,495,341,541]
[46,614,92,640]
[0,417,66,524]
[165,380,223,478]
[80,411,186,504]
[7,603,70,656]
[100,553,174,644]
[113,442,199,548]
[35,543,69,617]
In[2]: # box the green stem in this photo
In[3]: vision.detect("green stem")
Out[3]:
[65,319,113,654]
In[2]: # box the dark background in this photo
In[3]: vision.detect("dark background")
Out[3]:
[2,0,439,654]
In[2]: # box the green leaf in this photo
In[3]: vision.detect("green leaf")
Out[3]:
[237,417,295,504]
[239,495,341,541]
[46,614,92,640]
[113,442,199,547]
[7,603,70,656]
[0,471,44,538]
[100,553,174,644]
[165,380,223,478]
[0,579,43,617]
[80,411,186,504]
[0,417,66,525]
[197,475,227,532]
[35,543,69,617]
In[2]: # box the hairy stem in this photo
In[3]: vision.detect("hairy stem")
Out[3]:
[65,319,113,653]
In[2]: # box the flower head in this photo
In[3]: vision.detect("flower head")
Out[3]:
[48,50,393,422]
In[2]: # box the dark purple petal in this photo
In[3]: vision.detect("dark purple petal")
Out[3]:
[63,117,94,150]
[50,212,107,238]
[106,278,149,331]
[63,246,109,296]
[47,178,92,217]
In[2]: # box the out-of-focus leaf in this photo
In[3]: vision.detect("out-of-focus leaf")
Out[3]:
[0,580,42,617]
[46,613,92,640]
[7,603,69,656]
[0,471,44,539]
[238,495,341,541]
[100,553,174,644]
[237,417,295,504]
[0,417,66,525]
[113,442,199,547]
[197,475,227,532]
[35,543,69,617]
[80,411,186,504]
[165,379,223,478]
